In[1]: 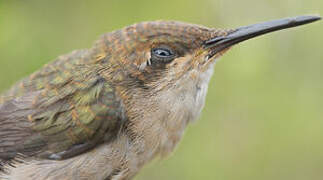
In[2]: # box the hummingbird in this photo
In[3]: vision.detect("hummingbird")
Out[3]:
[0,15,320,180]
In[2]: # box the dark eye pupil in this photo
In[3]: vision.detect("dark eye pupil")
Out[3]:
[153,48,172,57]
[150,46,176,65]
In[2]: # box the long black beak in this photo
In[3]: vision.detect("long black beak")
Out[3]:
[204,15,321,55]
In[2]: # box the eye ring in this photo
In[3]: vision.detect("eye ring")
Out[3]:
[152,48,174,58]
[150,46,176,64]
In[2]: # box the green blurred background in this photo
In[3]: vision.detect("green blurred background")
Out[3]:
[0,0,322,179]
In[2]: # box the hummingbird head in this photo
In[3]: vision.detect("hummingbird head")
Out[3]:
[91,16,320,156]
[95,16,320,95]
[96,21,228,92]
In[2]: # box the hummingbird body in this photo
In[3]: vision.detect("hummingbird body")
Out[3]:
[0,16,320,179]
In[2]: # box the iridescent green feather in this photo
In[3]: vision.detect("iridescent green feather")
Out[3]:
[0,49,123,160]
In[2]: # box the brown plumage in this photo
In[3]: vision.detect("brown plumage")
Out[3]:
[0,16,320,179]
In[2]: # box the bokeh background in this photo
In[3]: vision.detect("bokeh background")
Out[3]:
[0,0,322,179]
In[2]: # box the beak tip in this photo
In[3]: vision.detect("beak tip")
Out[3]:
[312,15,321,21]
[295,15,321,24]
[308,15,321,20]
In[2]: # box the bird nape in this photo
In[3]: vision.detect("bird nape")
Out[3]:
[0,15,320,180]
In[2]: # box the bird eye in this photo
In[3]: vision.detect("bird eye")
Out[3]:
[150,46,176,65]
[153,48,173,57]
